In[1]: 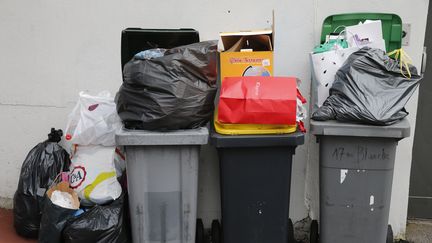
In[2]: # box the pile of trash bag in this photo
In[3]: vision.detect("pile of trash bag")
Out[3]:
[65,91,125,206]
[14,91,131,242]
[39,181,80,243]
[62,193,130,243]
[13,128,71,238]
[37,91,129,242]
[116,40,218,130]
[38,182,129,243]
[312,47,422,125]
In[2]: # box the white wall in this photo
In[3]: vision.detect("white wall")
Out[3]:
[0,0,428,238]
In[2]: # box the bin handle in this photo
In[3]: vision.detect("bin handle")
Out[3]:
[422,46,427,75]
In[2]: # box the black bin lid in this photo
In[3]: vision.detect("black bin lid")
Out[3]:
[121,28,200,70]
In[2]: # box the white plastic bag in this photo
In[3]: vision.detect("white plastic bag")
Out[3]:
[310,47,359,111]
[69,145,125,205]
[65,91,121,146]
[346,20,386,51]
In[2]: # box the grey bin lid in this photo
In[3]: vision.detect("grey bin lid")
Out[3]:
[310,118,410,139]
[116,127,209,146]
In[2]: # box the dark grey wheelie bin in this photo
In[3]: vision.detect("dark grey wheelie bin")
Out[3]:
[210,129,304,243]
[310,119,410,243]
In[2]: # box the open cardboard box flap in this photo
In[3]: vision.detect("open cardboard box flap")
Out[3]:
[218,11,275,80]
[220,29,273,52]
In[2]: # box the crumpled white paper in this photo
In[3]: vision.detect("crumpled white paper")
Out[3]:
[51,190,75,209]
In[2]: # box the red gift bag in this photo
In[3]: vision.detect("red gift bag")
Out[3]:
[218,76,297,125]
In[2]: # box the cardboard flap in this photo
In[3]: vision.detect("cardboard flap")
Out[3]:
[220,30,273,52]
[272,10,275,51]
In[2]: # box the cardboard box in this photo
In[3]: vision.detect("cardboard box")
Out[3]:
[219,29,274,81]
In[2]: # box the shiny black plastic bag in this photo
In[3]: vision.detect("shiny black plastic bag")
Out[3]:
[13,128,71,238]
[312,47,422,125]
[62,194,130,243]
[39,194,77,243]
[116,40,218,130]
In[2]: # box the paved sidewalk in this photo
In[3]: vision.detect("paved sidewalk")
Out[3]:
[0,208,36,243]
[1,206,431,243]
[406,219,432,243]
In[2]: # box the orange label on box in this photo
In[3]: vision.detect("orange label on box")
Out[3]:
[220,51,273,81]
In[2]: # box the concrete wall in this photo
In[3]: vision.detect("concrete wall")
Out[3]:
[0,0,428,238]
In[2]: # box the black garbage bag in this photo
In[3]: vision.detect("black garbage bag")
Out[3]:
[312,47,422,125]
[116,40,218,130]
[62,193,130,243]
[13,128,71,238]
[39,182,79,243]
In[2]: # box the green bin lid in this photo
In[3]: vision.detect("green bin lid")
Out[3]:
[321,13,402,52]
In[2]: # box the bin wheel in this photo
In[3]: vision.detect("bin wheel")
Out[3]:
[288,218,296,243]
[387,225,394,243]
[196,218,205,243]
[211,219,221,243]
[310,220,319,243]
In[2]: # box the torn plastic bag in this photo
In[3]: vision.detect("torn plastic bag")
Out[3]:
[39,181,80,243]
[13,128,71,238]
[62,193,130,243]
[312,47,422,125]
[116,40,218,130]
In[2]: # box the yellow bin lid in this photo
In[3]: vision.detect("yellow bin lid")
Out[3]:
[213,112,297,135]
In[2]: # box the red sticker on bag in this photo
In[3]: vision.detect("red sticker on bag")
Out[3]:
[69,165,87,189]
[88,104,99,111]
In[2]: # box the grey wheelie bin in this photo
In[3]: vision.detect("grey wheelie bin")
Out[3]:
[310,119,410,243]
[116,127,208,243]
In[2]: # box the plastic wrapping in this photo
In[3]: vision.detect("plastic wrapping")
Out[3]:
[65,91,122,146]
[312,47,422,125]
[69,145,124,205]
[116,40,218,130]
[296,79,307,123]
[62,194,130,243]
[134,48,166,60]
[310,47,359,111]
[13,128,71,238]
